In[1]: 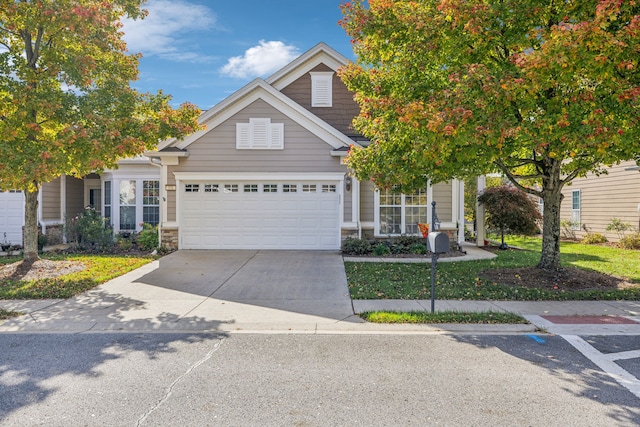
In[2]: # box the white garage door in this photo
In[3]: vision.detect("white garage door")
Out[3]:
[180,181,341,250]
[0,190,25,246]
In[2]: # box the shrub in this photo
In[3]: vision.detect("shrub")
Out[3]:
[581,233,607,245]
[342,237,372,255]
[560,219,578,240]
[137,223,159,251]
[66,206,114,250]
[606,218,635,240]
[373,243,391,256]
[409,243,427,254]
[477,185,541,248]
[620,233,640,249]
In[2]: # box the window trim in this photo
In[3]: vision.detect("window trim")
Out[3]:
[571,189,581,230]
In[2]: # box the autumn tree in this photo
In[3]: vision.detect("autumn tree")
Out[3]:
[339,0,640,270]
[0,0,201,262]
[478,185,542,249]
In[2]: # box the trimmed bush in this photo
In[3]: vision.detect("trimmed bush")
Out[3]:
[373,243,391,256]
[342,237,372,255]
[620,233,640,249]
[581,233,607,245]
[137,223,159,251]
[409,243,427,254]
[66,206,114,251]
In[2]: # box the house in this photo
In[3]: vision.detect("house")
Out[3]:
[145,43,465,250]
[1,43,464,250]
[0,158,160,247]
[560,160,640,242]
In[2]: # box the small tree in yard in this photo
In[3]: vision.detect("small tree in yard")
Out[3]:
[339,0,640,271]
[0,1,202,263]
[478,185,541,249]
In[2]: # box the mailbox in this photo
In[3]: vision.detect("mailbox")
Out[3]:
[428,232,449,254]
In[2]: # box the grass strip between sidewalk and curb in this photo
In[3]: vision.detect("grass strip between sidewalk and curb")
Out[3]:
[0,254,154,299]
[360,310,529,324]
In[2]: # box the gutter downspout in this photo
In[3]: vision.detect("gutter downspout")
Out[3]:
[148,157,162,247]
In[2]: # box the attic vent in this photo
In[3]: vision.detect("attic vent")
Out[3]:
[236,118,284,150]
[310,72,333,107]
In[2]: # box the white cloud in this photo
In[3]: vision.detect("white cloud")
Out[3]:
[122,0,217,63]
[220,40,300,79]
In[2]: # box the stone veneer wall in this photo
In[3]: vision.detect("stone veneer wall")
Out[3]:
[161,227,179,250]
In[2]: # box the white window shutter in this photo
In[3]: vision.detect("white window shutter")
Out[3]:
[270,123,284,149]
[250,118,269,147]
[311,72,333,107]
[236,123,250,149]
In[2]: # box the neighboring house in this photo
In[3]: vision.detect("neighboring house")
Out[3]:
[560,160,640,242]
[145,43,465,250]
[2,43,464,249]
[0,190,24,246]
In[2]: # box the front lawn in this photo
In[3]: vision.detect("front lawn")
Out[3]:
[345,238,640,301]
[0,254,154,299]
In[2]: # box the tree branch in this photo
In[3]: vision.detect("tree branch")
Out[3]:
[495,159,542,197]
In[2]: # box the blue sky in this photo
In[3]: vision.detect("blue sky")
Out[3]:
[122,0,355,110]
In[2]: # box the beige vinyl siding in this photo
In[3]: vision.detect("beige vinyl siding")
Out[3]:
[65,176,84,219]
[432,182,453,221]
[175,99,345,173]
[41,178,61,221]
[280,64,360,136]
[560,160,640,242]
[359,180,375,223]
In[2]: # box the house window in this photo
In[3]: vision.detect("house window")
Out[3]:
[263,184,278,193]
[185,184,199,192]
[244,184,258,193]
[322,184,336,193]
[236,118,284,149]
[224,184,239,193]
[377,187,428,235]
[571,190,581,230]
[204,184,219,193]
[302,184,317,193]
[119,180,136,231]
[282,184,297,193]
[142,180,159,225]
[104,181,112,219]
[310,72,333,107]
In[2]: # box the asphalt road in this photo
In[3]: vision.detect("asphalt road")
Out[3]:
[1,333,639,426]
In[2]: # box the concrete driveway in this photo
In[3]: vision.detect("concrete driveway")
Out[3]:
[0,250,360,333]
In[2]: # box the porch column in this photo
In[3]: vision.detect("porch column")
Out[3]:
[476,175,486,247]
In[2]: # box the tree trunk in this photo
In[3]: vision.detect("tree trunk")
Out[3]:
[23,186,40,263]
[538,162,564,271]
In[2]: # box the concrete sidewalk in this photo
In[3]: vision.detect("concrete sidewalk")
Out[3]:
[2,294,639,335]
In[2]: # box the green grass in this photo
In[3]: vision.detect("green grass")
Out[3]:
[345,237,640,301]
[360,310,529,324]
[0,254,154,299]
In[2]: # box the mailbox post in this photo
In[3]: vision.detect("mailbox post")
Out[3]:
[428,231,449,313]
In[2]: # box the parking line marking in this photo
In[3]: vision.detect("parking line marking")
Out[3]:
[563,335,640,400]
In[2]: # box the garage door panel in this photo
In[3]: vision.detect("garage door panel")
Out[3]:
[180,180,340,250]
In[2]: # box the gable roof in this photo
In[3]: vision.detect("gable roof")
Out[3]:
[158,43,358,152]
[265,42,350,90]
